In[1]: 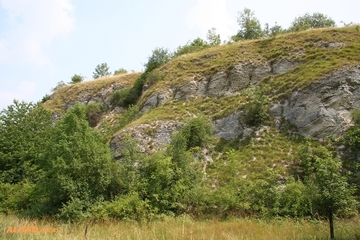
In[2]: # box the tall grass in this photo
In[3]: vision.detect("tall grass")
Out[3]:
[1,215,360,240]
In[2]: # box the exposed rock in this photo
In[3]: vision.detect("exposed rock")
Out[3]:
[214,110,244,140]
[153,60,299,104]
[272,59,299,75]
[110,120,181,159]
[271,66,360,138]
[141,90,173,113]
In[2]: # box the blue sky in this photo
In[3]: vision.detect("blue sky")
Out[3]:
[0,0,359,111]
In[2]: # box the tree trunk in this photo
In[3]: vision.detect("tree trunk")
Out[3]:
[328,207,335,239]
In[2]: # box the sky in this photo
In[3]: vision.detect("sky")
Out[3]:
[0,0,359,111]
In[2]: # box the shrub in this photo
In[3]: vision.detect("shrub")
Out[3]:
[70,74,84,84]
[289,12,335,32]
[85,102,103,127]
[144,48,171,73]
[118,105,141,129]
[243,87,269,126]
[114,68,127,75]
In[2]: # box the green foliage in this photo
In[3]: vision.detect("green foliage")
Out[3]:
[173,38,209,57]
[118,105,141,129]
[277,179,314,217]
[297,141,356,215]
[144,48,171,73]
[85,102,103,127]
[0,182,35,214]
[70,74,84,84]
[206,28,221,46]
[144,70,165,88]
[91,192,152,221]
[351,109,360,125]
[35,103,114,216]
[113,68,128,75]
[235,8,263,40]
[289,12,335,32]
[51,81,66,92]
[93,62,111,79]
[268,22,284,38]
[243,87,269,126]
[110,88,132,108]
[0,100,52,184]
[41,94,50,103]
[177,117,213,150]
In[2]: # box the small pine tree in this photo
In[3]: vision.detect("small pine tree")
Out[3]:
[93,63,111,79]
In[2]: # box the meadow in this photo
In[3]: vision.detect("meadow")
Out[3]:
[2,215,360,240]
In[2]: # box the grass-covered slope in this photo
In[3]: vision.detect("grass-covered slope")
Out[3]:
[137,26,360,124]
[44,72,140,113]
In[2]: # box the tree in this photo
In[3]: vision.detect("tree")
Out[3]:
[143,48,171,73]
[70,74,84,84]
[235,8,263,40]
[206,28,221,46]
[173,38,208,57]
[114,68,127,75]
[35,103,114,217]
[298,141,356,239]
[289,12,335,32]
[93,63,111,79]
[0,101,52,183]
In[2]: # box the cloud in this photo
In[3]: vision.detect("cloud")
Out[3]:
[186,0,236,40]
[0,0,74,66]
[0,81,36,109]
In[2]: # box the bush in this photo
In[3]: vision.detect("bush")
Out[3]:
[289,12,335,32]
[114,68,127,75]
[118,105,141,129]
[144,48,171,73]
[70,74,84,84]
[243,87,269,126]
[86,102,103,127]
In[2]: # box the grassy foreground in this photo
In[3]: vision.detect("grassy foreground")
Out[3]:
[1,215,360,240]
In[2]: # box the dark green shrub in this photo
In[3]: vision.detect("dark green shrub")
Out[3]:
[86,102,103,127]
[70,74,84,84]
[110,88,132,108]
[243,88,269,126]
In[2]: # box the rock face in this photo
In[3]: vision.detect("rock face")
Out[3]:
[271,66,360,138]
[141,59,299,112]
[110,120,181,158]
[173,60,299,100]
[214,110,244,140]
[213,66,360,140]
[132,63,360,152]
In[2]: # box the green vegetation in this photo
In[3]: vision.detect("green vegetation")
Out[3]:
[289,12,336,32]
[113,68,127,75]
[93,62,111,79]
[2,9,360,240]
[235,8,263,40]
[69,74,84,84]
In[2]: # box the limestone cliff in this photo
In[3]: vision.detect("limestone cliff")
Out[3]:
[44,27,360,157]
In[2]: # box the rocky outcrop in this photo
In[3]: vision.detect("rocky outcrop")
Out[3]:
[271,66,360,138]
[110,120,181,159]
[214,110,244,140]
[141,59,300,113]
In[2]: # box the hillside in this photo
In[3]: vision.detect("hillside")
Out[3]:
[21,26,358,223]
[45,26,360,164]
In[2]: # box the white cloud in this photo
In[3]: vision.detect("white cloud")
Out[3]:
[0,81,36,108]
[186,0,236,41]
[0,0,74,66]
